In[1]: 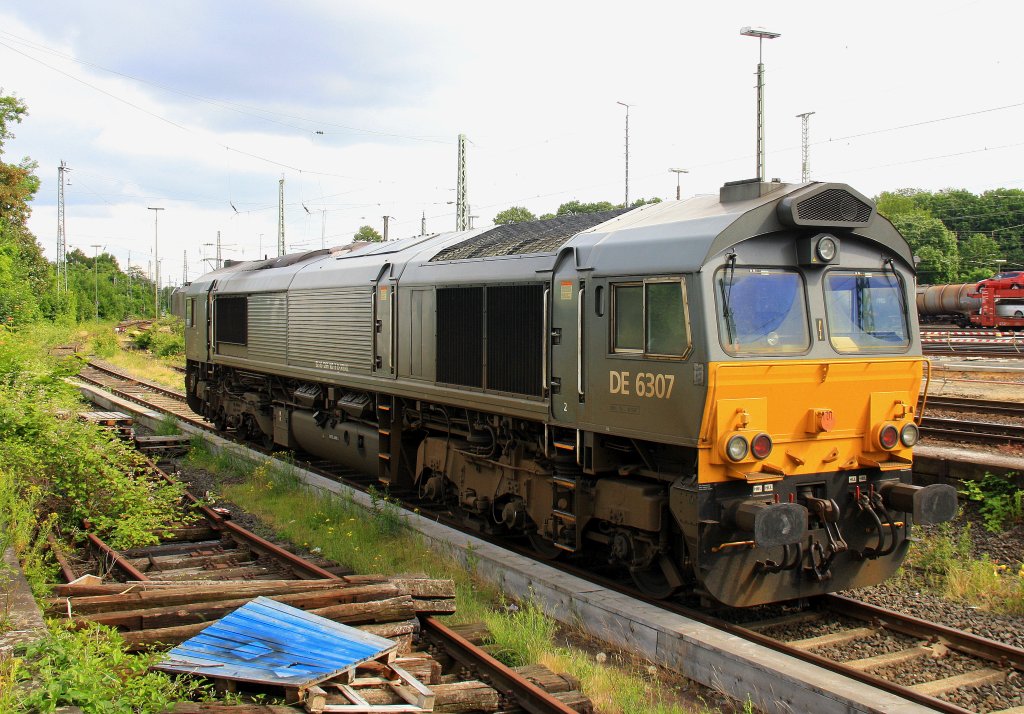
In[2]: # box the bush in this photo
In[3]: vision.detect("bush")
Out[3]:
[961,473,1023,533]
[4,621,200,712]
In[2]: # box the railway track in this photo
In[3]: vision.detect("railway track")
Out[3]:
[77,358,1024,711]
[718,595,1024,713]
[77,360,205,427]
[920,415,1024,445]
[53,424,583,713]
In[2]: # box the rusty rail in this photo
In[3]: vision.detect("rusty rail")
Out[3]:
[422,617,580,714]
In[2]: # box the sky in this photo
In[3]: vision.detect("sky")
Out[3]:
[2,0,1022,288]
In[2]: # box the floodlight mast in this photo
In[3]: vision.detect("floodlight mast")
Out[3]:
[668,168,689,201]
[741,26,781,181]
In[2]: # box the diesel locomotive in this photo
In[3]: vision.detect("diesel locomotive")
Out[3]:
[179,178,956,607]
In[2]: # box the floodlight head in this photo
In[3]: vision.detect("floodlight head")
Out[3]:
[740,26,781,39]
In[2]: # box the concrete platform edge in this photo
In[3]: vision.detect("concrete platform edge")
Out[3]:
[1,547,48,658]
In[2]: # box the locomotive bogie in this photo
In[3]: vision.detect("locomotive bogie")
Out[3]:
[178,180,957,606]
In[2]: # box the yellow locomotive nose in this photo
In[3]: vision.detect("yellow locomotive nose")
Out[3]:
[699,357,926,482]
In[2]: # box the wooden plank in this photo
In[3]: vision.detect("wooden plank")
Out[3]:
[842,645,932,672]
[787,626,876,651]
[82,590,414,630]
[909,667,1005,697]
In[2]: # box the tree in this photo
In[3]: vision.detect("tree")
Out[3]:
[958,233,1003,282]
[630,197,662,208]
[354,225,383,243]
[493,206,536,225]
[556,200,618,216]
[890,213,960,285]
[0,91,51,325]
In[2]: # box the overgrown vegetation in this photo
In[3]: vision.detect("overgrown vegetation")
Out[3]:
[129,317,184,357]
[960,472,1024,533]
[1,622,204,713]
[902,521,1024,615]
[484,599,714,713]
[0,324,195,710]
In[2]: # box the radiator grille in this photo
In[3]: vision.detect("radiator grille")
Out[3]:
[437,287,483,388]
[215,296,248,345]
[248,293,287,363]
[487,285,543,396]
[796,189,872,224]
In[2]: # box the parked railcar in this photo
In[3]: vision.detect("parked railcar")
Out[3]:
[179,178,956,607]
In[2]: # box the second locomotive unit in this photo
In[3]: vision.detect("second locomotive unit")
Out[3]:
[180,178,956,607]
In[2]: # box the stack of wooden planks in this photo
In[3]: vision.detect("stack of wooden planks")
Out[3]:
[47,576,594,712]
[49,576,455,653]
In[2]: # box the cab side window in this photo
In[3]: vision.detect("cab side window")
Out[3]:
[612,279,691,358]
[185,298,194,328]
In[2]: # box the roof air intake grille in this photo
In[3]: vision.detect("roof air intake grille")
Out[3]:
[796,189,872,224]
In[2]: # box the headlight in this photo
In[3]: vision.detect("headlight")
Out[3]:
[878,423,900,450]
[900,423,920,447]
[726,434,749,462]
[816,235,838,261]
[751,432,773,460]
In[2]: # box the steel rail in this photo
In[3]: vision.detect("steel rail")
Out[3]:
[920,415,1024,444]
[84,360,186,400]
[83,531,151,582]
[422,617,580,714]
[148,457,342,582]
[922,395,1024,417]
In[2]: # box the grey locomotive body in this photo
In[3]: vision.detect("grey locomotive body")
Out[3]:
[181,179,955,607]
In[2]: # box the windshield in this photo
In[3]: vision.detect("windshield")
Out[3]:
[824,271,909,352]
[716,268,809,354]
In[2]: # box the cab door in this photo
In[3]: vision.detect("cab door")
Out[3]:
[550,264,586,424]
[373,275,397,378]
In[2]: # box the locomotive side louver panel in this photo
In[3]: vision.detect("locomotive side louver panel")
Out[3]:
[487,285,543,396]
[248,293,287,364]
[777,184,875,228]
[437,287,483,388]
[215,296,248,345]
[287,288,372,373]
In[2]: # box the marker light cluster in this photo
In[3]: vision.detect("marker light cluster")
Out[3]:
[723,432,774,462]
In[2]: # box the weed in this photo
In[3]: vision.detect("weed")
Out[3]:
[465,541,479,575]
[89,328,119,358]
[185,440,253,481]
[367,485,404,536]
[154,412,181,436]
[7,620,200,713]
[484,598,557,667]
[961,472,1023,533]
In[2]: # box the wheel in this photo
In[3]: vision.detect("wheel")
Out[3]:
[1012,284,1021,290]
[1015,311,1023,319]
[630,564,678,599]
[527,531,563,561]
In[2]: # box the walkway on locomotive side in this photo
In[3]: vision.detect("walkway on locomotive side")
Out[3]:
[75,374,949,714]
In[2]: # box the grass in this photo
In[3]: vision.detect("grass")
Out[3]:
[189,438,728,712]
[484,600,723,714]
[101,346,184,390]
[901,522,1024,614]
